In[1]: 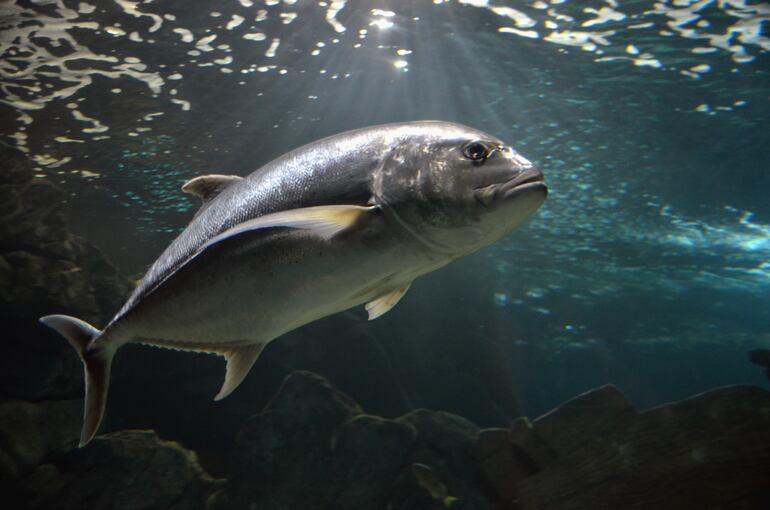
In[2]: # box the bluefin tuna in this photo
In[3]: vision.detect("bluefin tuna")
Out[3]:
[40,121,547,446]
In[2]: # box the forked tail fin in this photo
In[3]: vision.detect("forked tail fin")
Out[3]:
[39,314,115,447]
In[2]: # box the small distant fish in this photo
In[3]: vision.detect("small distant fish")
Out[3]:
[39,121,547,446]
[748,349,770,380]
[411,463,458,508]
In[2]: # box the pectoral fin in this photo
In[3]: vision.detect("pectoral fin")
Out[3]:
[214,343,265,401]
[182,174,243,203]
[365,284,411,320]
[201,204,377,252]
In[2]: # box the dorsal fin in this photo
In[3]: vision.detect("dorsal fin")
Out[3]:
[181,174,243,203]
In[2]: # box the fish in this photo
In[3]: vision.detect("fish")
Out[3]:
[748,349,770,380]
[411,462,458,507]
[39,121,547,447]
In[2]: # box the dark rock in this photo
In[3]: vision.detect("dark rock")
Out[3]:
[508,417,556,470]
[331,414,417,508]
[397,408,490,508]
[0,399,80,481]
[79,241,132,313]
[395,410,491,509]
[213,371,494,510]
[475,428,510,461]
[17,180,67,241]
[0,319,84,401]
[3,250,100,316]
[14,463,64,509]
[44,430,223,510]
[475,428,532,504]
[532,384,639,453]
[256,368,363,424]
[0,149,33,184]
[1,175,65,248]
[513,385,770,510]
[5,365,769,510]
[399,408,479,462]
[474,428,522,503]
[0,146,132,401]
[218,371,363,509]
[473,420,556,506]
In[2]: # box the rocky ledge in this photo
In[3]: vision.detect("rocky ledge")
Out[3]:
[3,370,770,510]
[210,372,770,510]
[10,430,223,510]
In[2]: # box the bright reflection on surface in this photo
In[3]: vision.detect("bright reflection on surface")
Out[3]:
[4,0,768,154]
[369,19,394,30]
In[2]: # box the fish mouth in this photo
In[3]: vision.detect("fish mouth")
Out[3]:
[473,167,547,208]
[500,168,547,199]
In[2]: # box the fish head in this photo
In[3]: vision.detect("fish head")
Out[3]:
[378,123,547,255]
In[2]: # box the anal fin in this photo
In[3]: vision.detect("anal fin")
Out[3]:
[214,343,265,401]
[365,283,411,320]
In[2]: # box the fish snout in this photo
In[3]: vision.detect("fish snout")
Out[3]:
[472,148,546,207]
[501,166,546,197]
[498,146,546,198]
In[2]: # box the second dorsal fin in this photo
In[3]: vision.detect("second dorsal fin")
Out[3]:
[182,174,243,203]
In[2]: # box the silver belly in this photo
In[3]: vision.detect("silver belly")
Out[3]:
[115,225,444,349]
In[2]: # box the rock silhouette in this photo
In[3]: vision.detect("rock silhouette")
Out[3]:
[3,371,770,509]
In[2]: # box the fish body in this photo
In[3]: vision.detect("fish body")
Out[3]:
[40,121,547,446]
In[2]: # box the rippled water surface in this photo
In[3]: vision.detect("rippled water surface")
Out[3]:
[2,0,769,411]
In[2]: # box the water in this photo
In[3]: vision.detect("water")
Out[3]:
[2,0,769,507]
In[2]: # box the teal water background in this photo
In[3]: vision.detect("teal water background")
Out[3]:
[2,0,769,424]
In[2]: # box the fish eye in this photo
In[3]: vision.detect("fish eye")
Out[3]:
[462,141,489,161]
